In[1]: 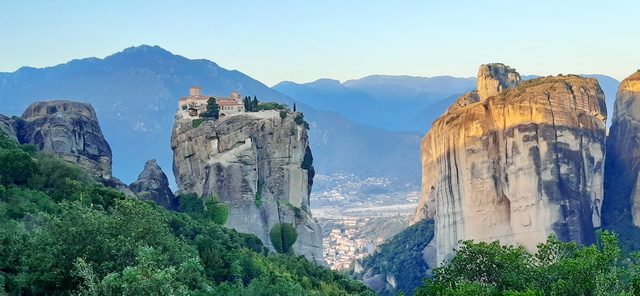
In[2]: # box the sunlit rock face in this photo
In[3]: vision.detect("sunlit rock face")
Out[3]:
[606,70,640,226]
[171,110,323,265]
[412,64,607,264]
[476,63,522,101]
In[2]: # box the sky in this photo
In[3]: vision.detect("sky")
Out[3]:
[0,0,638,86]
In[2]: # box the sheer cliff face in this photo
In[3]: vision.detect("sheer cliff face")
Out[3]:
[412,65,607,264]
[606,70,640,226]
[171,111,323,264]
[19,100,113,179]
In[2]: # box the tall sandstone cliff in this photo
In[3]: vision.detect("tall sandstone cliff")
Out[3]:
[172,110,323,264]
[412,64,607,264]
[605,70,640,226]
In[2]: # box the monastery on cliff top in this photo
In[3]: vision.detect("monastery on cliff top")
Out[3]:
[178,86,245,118]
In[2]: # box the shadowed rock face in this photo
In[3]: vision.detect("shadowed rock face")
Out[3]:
[17,100,135,196]
[130,159,177,210]
[19,100,113,179]
[606,70,640,226]
[412,65,607,264]
[172,110,323,265]
[0,114,18,140]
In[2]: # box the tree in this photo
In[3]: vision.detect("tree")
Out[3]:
[243,96,252,112]
[200,97,219,119]
[0,149,37,185]
[415,231,635,296]
[252,96,259,111]
[293,103,297,112]
[269,223,298,254]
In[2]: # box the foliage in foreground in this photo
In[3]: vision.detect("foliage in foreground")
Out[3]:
[0,133,373,295]
[415,231,640,296]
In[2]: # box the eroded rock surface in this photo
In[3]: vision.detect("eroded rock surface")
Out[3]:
[172,110,323,264]
[413,65,607,264]
[19,100,113,179]
[476,63,522,101]
[0,114,18,141]
[130,159,177,210]
[18,100,135,196]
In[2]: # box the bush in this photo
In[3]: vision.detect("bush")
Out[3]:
[255,102,288,111]
[254,180,263,206]
[279,111,287,119]
[192,119,205,128]
[178,193,228,225]
[269,223,298,254]
[301,148,313,170]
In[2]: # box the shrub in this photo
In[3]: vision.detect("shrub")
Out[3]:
[269,223,298,254]
[256,102,288,111]
[192,119,205,128]
[301,148,313,170]
[254,180,263,206]
[279,111,287,119]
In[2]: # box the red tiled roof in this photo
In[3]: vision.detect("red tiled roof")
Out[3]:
[217,101,243,106]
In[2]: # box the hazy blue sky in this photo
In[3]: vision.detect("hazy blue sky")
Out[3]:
[1,1,638,86]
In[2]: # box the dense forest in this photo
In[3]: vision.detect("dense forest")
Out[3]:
[0,133,373,295]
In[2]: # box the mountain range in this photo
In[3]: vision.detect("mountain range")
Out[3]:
[0,45,422,191]
[0,46,621,196]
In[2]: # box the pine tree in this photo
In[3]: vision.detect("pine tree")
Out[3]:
[200,97,219,119]
[252,96,259,111]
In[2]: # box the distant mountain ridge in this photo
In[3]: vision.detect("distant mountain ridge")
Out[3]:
[273,76,476,133]
[274,74,619,133]
[0,45,422,191]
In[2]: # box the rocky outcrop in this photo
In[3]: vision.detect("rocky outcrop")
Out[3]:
[605,70,640,226]
[18,100,135,196]
[130,159,177,210]
[412,64,607,264]
[476,63,522,101]
[0,114,18,141]
[172,110,323,264]
[19,100,113,179]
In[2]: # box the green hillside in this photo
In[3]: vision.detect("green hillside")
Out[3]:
[0,133,373,296]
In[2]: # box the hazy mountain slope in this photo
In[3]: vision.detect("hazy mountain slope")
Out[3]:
[407,94,462,133]
[0,45,421,191]
[342,75,476,100]
[273,76,476,132]
[582,74,620,127]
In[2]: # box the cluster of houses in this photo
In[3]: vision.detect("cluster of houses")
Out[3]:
[177,86,245,119]
[323,219,376,270]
